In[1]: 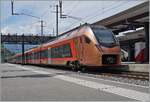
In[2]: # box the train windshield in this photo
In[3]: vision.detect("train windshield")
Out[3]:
[92,27,116,44]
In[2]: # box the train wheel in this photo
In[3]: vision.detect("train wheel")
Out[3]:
[72,65,76,71]
[81,67,87,72]
[67,61,75,71]
[70,61,80,72]
[74,61,80,70]
[66,61,71,66]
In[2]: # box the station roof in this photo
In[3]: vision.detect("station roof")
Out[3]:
[92,1,149,34]
[117,29,145,41]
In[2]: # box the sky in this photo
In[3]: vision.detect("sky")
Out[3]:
[0,0,148,36]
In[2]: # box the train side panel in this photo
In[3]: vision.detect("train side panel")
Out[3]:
[74,35,101,66]
[49,39,77,65]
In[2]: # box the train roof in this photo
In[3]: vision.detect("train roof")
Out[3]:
[46,23,106,43]
[42,23,107,46]
[14,23,107,56]
[44,23,90,44]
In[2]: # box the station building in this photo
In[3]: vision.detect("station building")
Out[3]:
[92,1,149,63]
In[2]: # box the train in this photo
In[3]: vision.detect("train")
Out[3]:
[7,23,121,71]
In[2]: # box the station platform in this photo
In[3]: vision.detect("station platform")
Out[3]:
[0,63,149,101]
[121,62,149,73]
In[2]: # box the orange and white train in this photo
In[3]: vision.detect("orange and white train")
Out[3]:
[7,24,121,71]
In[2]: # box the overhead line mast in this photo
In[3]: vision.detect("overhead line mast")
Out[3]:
[56,5,59,37]
[10,0,46,64]
[11,0,14,15]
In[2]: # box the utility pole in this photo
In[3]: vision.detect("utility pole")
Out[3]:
[59,0,62,17]
[11,0,45,64]
[11,0,19,15]
[22,34,25,65]
[53,28,55,36]
[52,1,65,37]
[39,20,44,64]
[56,5,59,37]
[40,20,44,36]
[11,0,14,15]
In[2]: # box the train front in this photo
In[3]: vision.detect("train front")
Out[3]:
[91,25,121,66]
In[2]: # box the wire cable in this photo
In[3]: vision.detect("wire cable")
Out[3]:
[85,0,129,22]
[69,0,130,29]
[66,1,80,15]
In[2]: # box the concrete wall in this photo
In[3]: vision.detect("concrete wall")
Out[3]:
[122,64,149,73]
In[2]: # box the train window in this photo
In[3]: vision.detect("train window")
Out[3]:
[33,52,35,59]
[36,53,38,59]
[26,55,28,60]
[63,44,72,57]
[38,52,40,59]
[17,56,21,61]
[55,47,59,57]
[84,36,91,44]
[56,48,59,57]
[59,46,64,57]
[92,27,115,44]
[29,54,32,60]
[34,52,36,59]
[36,52,40,59]
[51,48,55,58]
[51,43,72,58]
[41,50,48,58]
[41,51,43,58]
[26,54,29,60]
[45,50,48,58]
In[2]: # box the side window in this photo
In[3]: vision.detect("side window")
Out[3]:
[40,51,43,58]
[27,55,29,60]
[51,48,55,58]
[55,47,59,58]
[38,52,40,59]
[27,55,28,60]
[42,50,48,58]
[63,44,72,57]
[63,45,67,57]
[84,36,91,44]
[31,52,37,59]
[51,43,72,58]
[59,46,64,58]
[29,54,32,60]
[58,47,61,58]
[45,50,48,58]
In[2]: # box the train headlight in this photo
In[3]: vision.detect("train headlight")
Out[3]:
[106,57,115,63]
[102,55,117,64]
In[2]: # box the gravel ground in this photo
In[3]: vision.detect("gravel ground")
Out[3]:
[77,72,149,87]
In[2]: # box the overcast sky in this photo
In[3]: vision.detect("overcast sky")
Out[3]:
[0,0,147,36]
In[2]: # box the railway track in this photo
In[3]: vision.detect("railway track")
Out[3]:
[100,72,149,81]
[77,70,149,86]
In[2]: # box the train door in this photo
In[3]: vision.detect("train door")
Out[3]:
[82,35,96,65]
[77,36,84,63]
[48,48,51,64]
